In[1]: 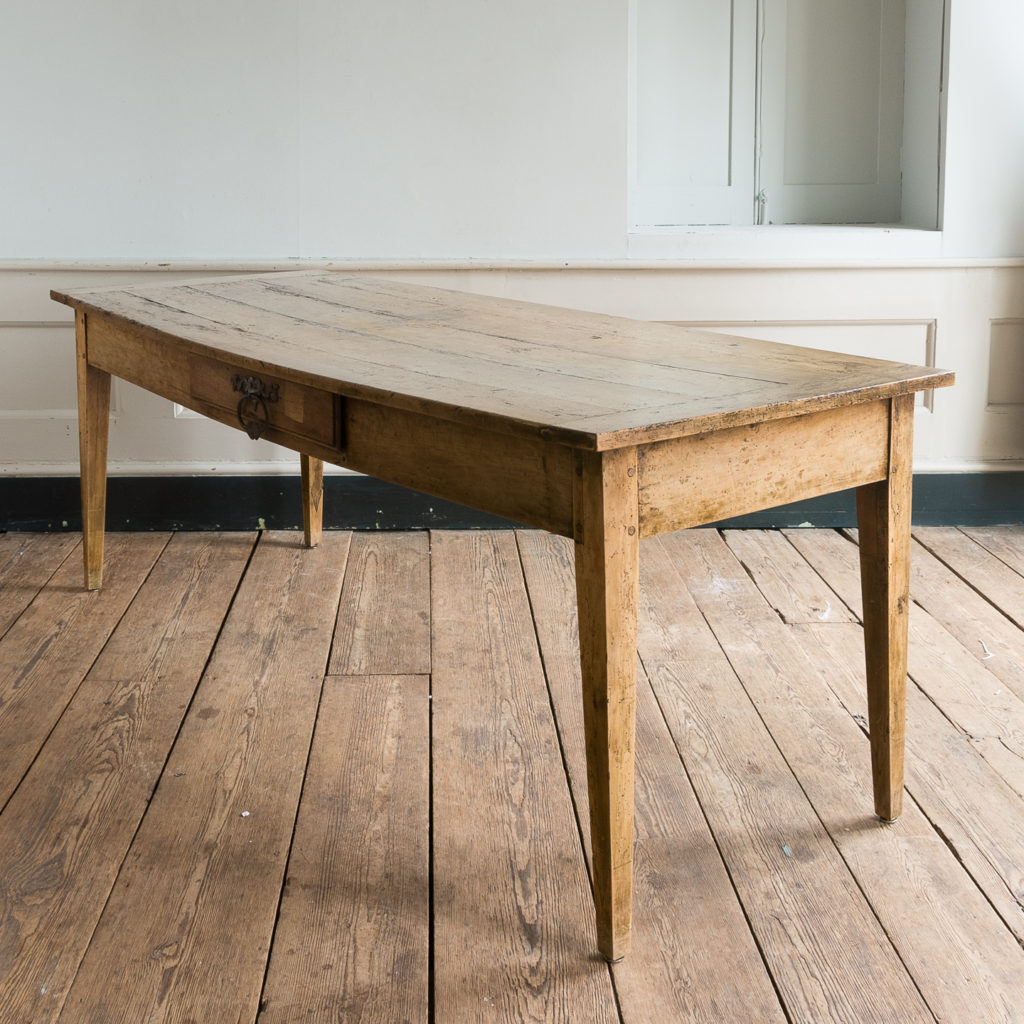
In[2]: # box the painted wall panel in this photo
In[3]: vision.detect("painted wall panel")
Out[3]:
[0,1,624,260]
[0,326,77,415]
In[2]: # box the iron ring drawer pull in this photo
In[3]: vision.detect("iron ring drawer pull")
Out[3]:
[232,374,280,440]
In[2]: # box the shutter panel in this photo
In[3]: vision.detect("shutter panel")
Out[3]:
[757,0,907,225]
[631,0,757,226]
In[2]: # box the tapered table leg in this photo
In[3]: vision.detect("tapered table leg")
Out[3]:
[573,447,640,962]
[301,453,324,548]
[76,311,111,591]
[856,394,915,822]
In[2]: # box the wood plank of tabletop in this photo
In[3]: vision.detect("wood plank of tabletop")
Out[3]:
[673,529,1024,1023]
[329,532,431,676]
[0,533,170,809]
[0,533,80,640]
[0,533,254,1024]
[258,674,429,1024]
[516,531,787,1023]
[191,273,951,402]
[51,272,952,450]
[430,532,619,1023]
[639,531,932,1024]
[58,533,349,1024]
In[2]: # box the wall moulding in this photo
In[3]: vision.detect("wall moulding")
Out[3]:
[5,256,1024,272]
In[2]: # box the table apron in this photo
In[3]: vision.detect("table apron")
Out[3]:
[637,399,891,537]
[87,312,347,452]
[340,398,575,537]
[85,312,576,538]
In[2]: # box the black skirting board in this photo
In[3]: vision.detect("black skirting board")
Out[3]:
[1,472,1021,532]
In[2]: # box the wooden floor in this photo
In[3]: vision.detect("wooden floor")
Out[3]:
[1,527,1023,1024]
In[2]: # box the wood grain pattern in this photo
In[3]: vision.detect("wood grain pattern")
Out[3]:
[755,529,1024,801]
[75,310,110,590]
[189,352,342,449]
[51,268,953,969]
[1,529,1020,1021]
[0,533,79,640]
[58,532,349,1024]
[300,453,324,548]
[52,271,953,451]
[642,531,933,1024]
[329,532,431,676]
[672,530,1024,1023]
[342,398,575,535]
[259,674,429,1024]
[782,527,866,616]
[915,526,1024,630]
[786,530,1024,945]
[723,528,856,623]
[856,394,914,820]
[430,532,619,1023]
[638,400,889,536]
[84,311,348,463]
[796,620,1024,951]
[0,533,169,808]
[902,606,1024,800]
[0,533,253,1024]
[572,449,639,961]
[961,525,1024,580]
[902,534,1024,702]
[517,530,787,1023]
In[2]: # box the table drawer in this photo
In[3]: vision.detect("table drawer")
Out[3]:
[189,354,342,449]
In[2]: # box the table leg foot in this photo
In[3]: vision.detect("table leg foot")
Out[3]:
[76,311,110,591]
[856,394,915,822]
[574,448,639,961]
[301,454,324,548]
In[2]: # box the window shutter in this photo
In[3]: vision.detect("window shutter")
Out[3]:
[756,0,907,225]
[631,0,758,226]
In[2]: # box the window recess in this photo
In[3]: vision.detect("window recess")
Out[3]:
[630,0,946,229]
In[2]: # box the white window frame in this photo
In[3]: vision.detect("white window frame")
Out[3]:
[628,0,949,259]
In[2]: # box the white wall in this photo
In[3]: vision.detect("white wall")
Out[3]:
[0,0,625,259]
[1,1,1023,477]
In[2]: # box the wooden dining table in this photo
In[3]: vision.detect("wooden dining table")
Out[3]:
[52,270,954,961]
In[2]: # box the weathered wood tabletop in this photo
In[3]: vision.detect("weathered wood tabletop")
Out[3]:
[53,271,948,449]
[52,270,954,962]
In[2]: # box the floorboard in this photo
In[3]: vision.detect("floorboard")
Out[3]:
[430,531,619,1023]
[0,532,254,1024]
[0,526,1020,1023]
[642,532,932,1024]
[518,531,786,1024]
[0,533,170,809]
[915,527,1024,630]
[259,673,430,1024]
[57,532,349,1024]
[0,533,80,640]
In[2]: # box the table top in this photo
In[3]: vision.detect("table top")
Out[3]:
[53,271,953,450]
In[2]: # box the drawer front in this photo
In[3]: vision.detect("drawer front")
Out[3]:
[189,354,342,449]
